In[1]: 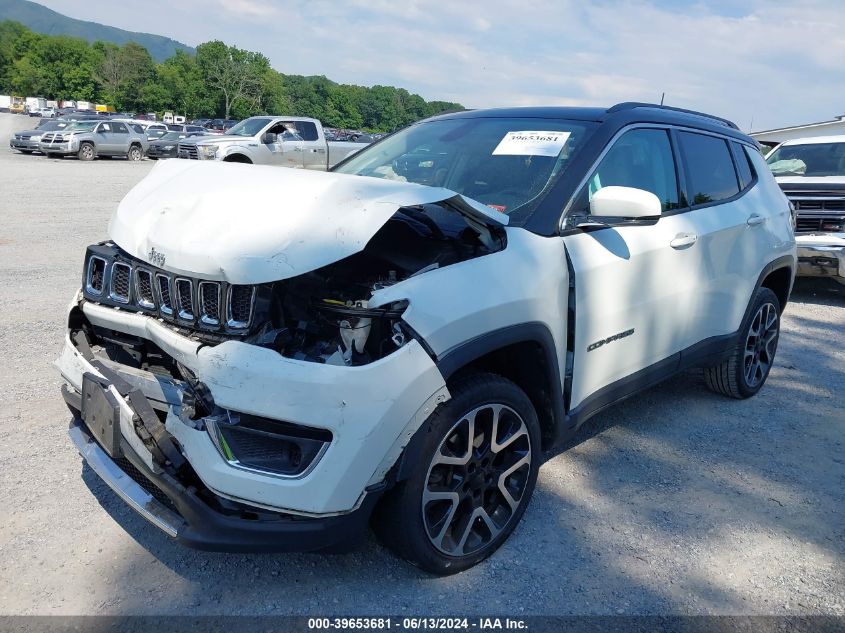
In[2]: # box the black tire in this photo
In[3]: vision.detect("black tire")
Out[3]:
[77,143,95,161]
[127,145,143,161]
[374,373,540,575]
[705,287,781,399]
[223,154,252,164]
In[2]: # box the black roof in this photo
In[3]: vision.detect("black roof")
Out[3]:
[429,102,753,144]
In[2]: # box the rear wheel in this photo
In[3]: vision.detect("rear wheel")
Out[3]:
[705,287,780,399]
[374,373,540,575]
[127,145,142,161]
[77,143,95,161]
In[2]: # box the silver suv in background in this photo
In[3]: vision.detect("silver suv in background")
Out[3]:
[41,120,149,161]
[10,118,71,154]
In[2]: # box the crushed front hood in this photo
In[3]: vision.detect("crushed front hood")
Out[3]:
[109,159,507,284]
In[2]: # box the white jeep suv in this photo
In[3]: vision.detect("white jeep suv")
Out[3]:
[57,103,795,574]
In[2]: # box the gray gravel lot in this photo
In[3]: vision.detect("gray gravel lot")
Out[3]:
[0,112,843,616]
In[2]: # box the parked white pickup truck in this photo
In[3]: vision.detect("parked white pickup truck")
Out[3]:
[176,116,369,168]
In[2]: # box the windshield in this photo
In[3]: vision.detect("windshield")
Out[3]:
[68,121,97,132]
[36,120,67,131]
[225,117,270,137]
[334,117,595,225]
[767,142,845,177]
[160,132,184,141]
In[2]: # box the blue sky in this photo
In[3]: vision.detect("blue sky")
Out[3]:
[35,0,845,132]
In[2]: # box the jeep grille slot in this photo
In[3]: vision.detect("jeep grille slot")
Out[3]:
[175,278,195,321]
[199,281,221,326]
[135,269,156,309]
[156,274,174,316]
[227,285,255,328]
[109,262,131,303]
[86,256,106,294]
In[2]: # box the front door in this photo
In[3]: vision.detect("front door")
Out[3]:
[561,127,705,411]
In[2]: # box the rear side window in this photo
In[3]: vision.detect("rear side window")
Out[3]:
[111,122,128,134]
[731,142,755,189]
[678,132,739,205]
[573,128,680,214]
[295,121,319,141]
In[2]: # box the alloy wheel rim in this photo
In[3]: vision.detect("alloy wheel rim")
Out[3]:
[422,404,531,557]
[744,302,778,388]
[130,148,140,160]
[82,146,92,158]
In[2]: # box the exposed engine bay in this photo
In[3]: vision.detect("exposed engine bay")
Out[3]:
[246,202,505,365]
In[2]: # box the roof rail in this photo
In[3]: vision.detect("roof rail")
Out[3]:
[606,102,740,130]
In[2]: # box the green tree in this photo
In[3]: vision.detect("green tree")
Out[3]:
[197,40,268,119]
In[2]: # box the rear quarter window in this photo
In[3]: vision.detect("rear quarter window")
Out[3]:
[678,131,740,205]
[730,142,755,190]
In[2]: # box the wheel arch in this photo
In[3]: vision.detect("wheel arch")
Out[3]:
[435,323,565,450]
[758,258,794,314]
[223,153,253,164]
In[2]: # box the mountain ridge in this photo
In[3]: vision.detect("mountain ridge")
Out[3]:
[0,0,194,61]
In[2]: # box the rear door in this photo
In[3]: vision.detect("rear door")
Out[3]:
[673,132,773,339]
[295,121,327,170]
[561,127,706,410]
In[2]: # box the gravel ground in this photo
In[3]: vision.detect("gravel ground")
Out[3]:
[0,112,843,616]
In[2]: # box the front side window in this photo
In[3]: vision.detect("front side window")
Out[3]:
[226,118,271,136]
[335,117,596,226]
[569,128,680,217]
[678,131,739,205]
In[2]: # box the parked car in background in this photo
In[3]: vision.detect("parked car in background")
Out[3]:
[146,131,206,159]
[767,135,845,284]
[166,124,207,134]
[9,118,72,153]
[176,116,368,167]
[32,107,57,118]
[40,119,148,161]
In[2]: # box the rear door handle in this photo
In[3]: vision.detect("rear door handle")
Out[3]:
[747,214,766,226]
[670,233,698,249]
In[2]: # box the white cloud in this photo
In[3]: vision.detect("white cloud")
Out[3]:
[32,0,845,130]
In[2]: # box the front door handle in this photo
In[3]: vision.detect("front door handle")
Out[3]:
[747,214,766,226]
[670,233,698,249]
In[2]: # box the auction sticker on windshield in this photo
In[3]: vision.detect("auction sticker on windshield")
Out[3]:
[493,131,571,156]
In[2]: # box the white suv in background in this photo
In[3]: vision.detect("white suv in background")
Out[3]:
[57,103,795,574]
[767,135,845,284]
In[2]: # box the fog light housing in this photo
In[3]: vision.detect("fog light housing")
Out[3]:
[207,411,331,478]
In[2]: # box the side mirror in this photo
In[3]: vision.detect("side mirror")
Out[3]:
[589,186,661,219]
[262,132,277,144]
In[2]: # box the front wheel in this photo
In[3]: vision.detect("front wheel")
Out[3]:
[374,373,540,575]
[705,286,781,398]
[127,145,143,161]
[77,143,95,161]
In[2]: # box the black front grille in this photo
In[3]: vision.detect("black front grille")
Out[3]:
[199,282,221,325]
[178,144,198,159]
[156,274,173,315]
[795,216,845,234]
[110,263,131,302]
[176,279,194,320]
[87,257,106,293]
[113,456,180,514]
[229,286,254,326]
[135,270,155,308]
[792,199,845,212]
[83,245,257,335]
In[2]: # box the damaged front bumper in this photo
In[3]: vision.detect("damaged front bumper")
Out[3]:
[796,233,845,283]
[57,295,450,551]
